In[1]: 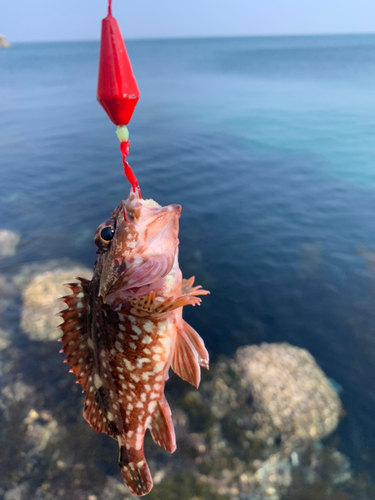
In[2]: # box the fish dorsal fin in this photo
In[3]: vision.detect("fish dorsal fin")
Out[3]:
[149,395,176,453]
[171,322,203,388]
[58,277,118,439]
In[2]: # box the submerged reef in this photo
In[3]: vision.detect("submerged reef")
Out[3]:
[0,230,20,258]
[0,260,373,499]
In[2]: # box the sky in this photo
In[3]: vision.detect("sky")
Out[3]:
[2,0,375,43]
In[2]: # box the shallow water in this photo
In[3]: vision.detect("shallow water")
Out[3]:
[1,34,375,489]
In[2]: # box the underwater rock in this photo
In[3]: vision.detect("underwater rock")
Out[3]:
[193,342,342,468]
[0,34,10,48]
[0,230,20,258]
[234,343,342,446]
[20,265,92,341]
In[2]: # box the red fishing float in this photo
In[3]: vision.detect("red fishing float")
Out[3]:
[97,0,141,195]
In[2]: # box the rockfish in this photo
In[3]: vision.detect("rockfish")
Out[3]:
[58,190,209,496]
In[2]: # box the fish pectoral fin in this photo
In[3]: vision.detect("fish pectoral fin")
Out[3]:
[171,324,201,388]
[149,396,176,453]
[119,444,153,496]
[182,276,210,297]
[154,277,210,313]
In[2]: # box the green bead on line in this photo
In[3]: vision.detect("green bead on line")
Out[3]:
[116,125,129,142]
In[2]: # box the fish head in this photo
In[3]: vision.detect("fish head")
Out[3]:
[94,189,182,302]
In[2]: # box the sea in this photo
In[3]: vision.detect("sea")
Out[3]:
[1,34,375,492]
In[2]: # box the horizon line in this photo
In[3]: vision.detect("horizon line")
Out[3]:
[6,30,375,45]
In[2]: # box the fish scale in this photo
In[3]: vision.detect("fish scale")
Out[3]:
[59,190,209,496]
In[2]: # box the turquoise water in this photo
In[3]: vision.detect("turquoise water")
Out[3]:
[1,35,375,477]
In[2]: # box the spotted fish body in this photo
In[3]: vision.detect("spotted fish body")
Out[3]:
[59,190,209,496]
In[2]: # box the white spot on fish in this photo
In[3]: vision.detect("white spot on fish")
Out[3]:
[141,373,151,381]
[144,384,151,392]
[152,354,161,361]
[107,411,113,420]
[124,359,135,371]
[148,401,157,413]
[143,348,151,354]
[119,324,125,331]
[115,341,123,353]
[118,332,124,340]
[154,362,164,373]
[140,393,146,402]
[132,325,142,335]
[153,345,163,354]
[137,358,151,367]
[87,338,94,349]
[130,373,140,382]
[142,335,152,344]
[100,350,106,357]
[118,313,125,321]
[94,374,102,389]
[136,401,143,408]
[144,321,153,333]
[129,315,136,323]
[129,342,137,350]
[77,302,83,309]
[127,403,134,411]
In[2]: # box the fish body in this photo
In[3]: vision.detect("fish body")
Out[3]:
[59,190,209,496]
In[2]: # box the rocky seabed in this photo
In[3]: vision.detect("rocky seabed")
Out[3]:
[0,239,373,499]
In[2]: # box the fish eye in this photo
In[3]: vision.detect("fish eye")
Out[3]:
[100,226,115,243]
[94,220,116,249]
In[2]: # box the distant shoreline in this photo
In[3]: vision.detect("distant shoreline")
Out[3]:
[0,34,10,48]
[6,31,375,45]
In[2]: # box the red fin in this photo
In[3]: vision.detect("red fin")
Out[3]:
[149,396,176,453]
[182,276,210,297]
[119,446,153,497]
[59,278,117,439]
[154,276,210,313]
[182,320,209,370]
[171,324,201,388]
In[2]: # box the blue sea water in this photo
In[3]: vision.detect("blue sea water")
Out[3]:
[1,34,375,481]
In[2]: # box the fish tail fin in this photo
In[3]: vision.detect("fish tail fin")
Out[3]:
[118,442,153,496]
[149,395,176,453]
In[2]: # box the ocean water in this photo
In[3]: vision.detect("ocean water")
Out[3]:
[1,34,375,487]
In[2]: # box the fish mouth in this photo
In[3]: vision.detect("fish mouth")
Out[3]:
[100,203,181,303]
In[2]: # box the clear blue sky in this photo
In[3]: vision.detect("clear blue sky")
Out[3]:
[2,0,375,43]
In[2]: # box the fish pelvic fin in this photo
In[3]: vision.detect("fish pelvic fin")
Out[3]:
[118,442,153,496]
[171,320,209,388]
[149,395,176,453]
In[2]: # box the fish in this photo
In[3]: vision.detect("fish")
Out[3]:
[58,189,209,496]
